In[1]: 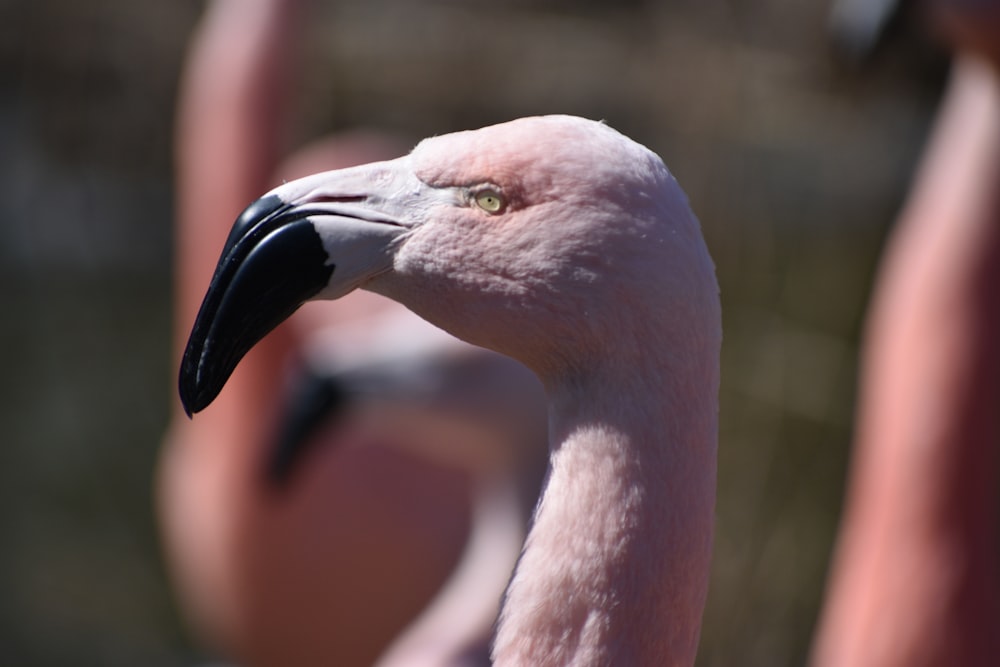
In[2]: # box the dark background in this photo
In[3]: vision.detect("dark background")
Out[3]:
[0,1,948,664]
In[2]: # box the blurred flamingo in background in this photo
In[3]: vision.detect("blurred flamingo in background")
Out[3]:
[812,1,1000,665]
[160,1,545,665]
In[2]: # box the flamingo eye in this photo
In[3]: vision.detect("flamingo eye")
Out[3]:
[474,189,504,214]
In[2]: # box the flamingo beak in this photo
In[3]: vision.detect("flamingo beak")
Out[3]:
[178,160,421,416]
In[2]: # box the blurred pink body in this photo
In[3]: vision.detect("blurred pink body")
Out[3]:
[812,4,1000,662]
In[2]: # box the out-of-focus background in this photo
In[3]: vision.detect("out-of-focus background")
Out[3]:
[0,0,949,665]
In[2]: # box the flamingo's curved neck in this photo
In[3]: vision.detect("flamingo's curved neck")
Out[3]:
[492,360,718,666]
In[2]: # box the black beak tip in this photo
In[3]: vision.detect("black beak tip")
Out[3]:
[178,371,230,418]
[177,194,293,420]
[177,354,208,418]
[178,333,244,418]
[176,205,335,418]
[178,385,199,419]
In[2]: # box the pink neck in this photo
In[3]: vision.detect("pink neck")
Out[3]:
[492,364,718,666]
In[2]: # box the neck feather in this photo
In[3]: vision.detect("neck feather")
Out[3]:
[491,350,718,666]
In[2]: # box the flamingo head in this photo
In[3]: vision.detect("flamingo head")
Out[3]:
[179,115,716,415]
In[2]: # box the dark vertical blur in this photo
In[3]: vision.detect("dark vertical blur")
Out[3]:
[1,2,199,665]
[0,1,947,665]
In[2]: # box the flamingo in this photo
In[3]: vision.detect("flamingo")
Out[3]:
[178,115,722,666]
[810,1,1000,661]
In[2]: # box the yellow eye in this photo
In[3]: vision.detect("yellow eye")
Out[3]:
[475,189,504,213]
